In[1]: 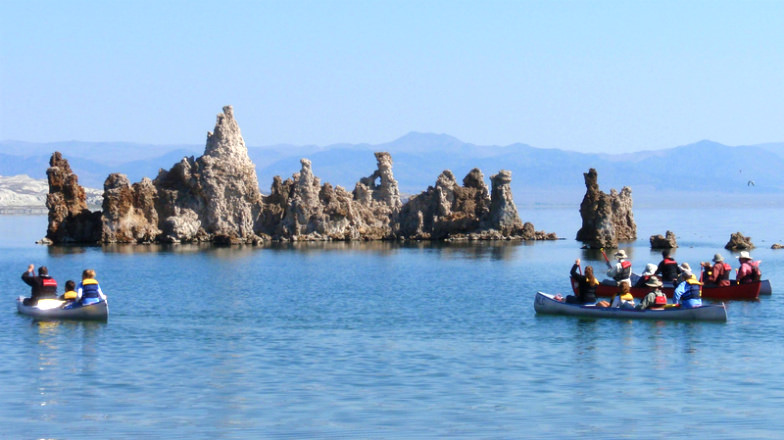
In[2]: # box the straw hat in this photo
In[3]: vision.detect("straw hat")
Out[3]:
[641,263,657,276]
[614,250,628,259]
[645,276,663,288]
[679,262,692,278]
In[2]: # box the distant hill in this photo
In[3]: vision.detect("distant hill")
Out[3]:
[2,135,783,208]
[0,174,101,212]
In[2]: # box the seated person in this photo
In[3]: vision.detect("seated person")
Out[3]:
[566,259,598,304]
[655,250,681,284]
[673,263,703,308]
[636,276,667,310]
[701,253,731,287]
[76,269,106,305]
[634,263,658,288]
[21,264,58,306]
[610,281,635,309]
[59,280,78,303]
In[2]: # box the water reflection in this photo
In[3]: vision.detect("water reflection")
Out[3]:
[47,245,90,256]
[76,239,531,260]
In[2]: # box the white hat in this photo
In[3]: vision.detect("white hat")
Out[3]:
[641,263,657,276]
[679,262,692,278]
[614,250,628,259]
[737,251,752,260]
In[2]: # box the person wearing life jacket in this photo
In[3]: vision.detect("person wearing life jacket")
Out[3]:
[736,251,761,284]
[655,250,681,284]
[21,264,58,306]
[76,269,106,306]
[567,259,599,304]
[637,276,667,310]
[610,281,635,309]
[58,280,78,303]
[673,263,702,308]
[634,263,658,288]
[701,253,731,287]
[606,249,632,287]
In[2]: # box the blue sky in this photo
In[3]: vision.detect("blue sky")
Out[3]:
[1,0,783,153]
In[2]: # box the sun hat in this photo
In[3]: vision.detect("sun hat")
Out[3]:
[645,276,663,287]
[641,263,657,276]
[679,262,692,278]
[737,251,752,260]
[712,253,724,263]
[614,250,628,259]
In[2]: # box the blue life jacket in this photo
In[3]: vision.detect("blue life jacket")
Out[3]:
[80,279,101,299]
[680,280,702,301]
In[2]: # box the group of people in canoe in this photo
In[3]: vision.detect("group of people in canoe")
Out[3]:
[21,264,106,308]
[564,249,762,309]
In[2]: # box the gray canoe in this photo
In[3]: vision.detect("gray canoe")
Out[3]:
[16,296,108,321]
[534,291,727,322]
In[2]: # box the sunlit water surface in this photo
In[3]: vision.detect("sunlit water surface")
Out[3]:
[1,208,784,439]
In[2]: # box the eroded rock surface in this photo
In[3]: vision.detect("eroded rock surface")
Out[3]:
[725,231,755,250]
[45,106,556,244]
[650,231,678,249]
[576,168,636,248]
[45,152,102,243]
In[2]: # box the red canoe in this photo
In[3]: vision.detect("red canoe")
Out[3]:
[571,279,761,301]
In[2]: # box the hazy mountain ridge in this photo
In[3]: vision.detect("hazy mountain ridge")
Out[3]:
[2,134,782,208]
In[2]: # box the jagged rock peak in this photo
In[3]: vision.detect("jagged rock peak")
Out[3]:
[45,152,102,243]
[576,168,636,248]
[204,105,247,159]
[487,170,523,234]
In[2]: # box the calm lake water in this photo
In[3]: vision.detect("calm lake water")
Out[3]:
[2,208,784,439]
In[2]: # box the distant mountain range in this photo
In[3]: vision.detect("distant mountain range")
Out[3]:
[2,134,783,208]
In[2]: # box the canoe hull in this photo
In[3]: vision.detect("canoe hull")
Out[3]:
[535,291,727,322]
[16,297,108,321]
[572,280,760,301]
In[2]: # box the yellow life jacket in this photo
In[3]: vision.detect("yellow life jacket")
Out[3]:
[63,290,77,300]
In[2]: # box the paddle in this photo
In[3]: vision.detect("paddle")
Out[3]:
[600,248,612,269]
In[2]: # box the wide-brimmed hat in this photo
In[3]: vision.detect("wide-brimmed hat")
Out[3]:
[614,250,628,259]
[679,262,692,278]
[645,276,663,287]
[712,253,724,263]
[641,263,657,276]
[737,251,752,260]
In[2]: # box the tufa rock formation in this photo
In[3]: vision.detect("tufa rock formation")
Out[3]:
[45,106,556,244]
[576,168,636,248]
[725,232,755,251]
[650,231,678,249]
[45,152,102,243]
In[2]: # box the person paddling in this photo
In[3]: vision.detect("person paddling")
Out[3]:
[21,264,58,306]
[566,259,598,304]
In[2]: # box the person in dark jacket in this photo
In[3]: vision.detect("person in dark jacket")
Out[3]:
[21,264,58,306]
[655,250,681,284]
[566,259,598,304]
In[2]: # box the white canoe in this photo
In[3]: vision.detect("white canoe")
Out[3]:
[534,292,727,322]
[16,296,109,321]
